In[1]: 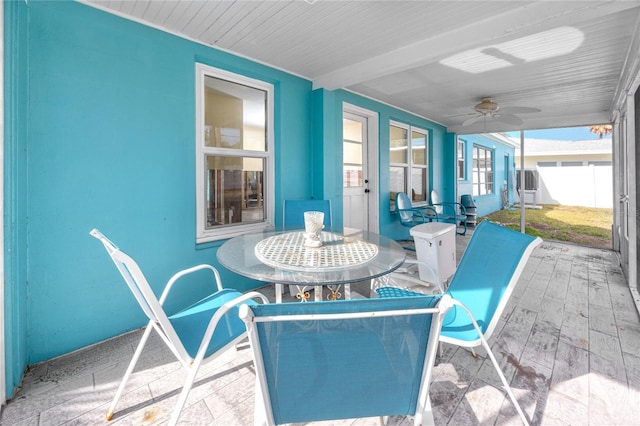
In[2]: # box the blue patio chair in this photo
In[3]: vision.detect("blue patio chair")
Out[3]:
[240,294,454,426]
[395,192,439,252]
[90,229,269,426]
[396,192,438,229]
[429,189,467,235]
[375,220,542,425]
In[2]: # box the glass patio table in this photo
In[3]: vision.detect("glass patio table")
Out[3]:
[216,227,406,302]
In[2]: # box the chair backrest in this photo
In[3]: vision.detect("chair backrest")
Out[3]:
[240,295,452,426]
[283,199,332,229]
[395,192,415,225]
[430,189,443,214]
[90,229,187,358]
[445,221,542,339]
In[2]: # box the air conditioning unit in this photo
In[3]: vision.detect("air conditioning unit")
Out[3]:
[516,169,539,191]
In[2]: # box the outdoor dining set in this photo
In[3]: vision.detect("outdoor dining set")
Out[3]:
[90,198,541,426]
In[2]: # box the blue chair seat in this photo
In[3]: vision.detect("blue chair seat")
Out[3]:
[169,288,256,358]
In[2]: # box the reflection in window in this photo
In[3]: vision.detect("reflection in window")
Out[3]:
[196,64,273,242]
[205,156,265,228]
[472,145,493,196]
[457,139,466,180]
[343,118,364,188]
[389,122,428,209]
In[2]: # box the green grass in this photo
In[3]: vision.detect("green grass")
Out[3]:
[481,204,613,249]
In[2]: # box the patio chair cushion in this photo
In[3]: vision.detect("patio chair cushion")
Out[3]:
[169,288,256,359]
[375,288,485,341]
[375,286,424,298]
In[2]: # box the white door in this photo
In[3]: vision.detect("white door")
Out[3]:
[342,105,379,232]
[343,112,369,230]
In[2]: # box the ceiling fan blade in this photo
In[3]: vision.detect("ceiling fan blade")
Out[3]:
[448,112,478,118]
[499,106,540,114]
[462,115,483,126]
[494,113,523,125]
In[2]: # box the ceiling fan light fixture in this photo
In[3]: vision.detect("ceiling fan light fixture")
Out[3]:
[474,97,500,115]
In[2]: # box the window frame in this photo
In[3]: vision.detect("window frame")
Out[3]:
[457,138,466,180]
[389,121,429,209]
[195,63,275,243]
[472,144,494,196]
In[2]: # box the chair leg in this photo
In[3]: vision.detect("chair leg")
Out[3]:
[479,337,529,426]
[274,283,283,303]
[168,357,204,426]
[417,396,435,426]
[457,219,467,236]
[253,375,270,426]
[451,300,529,425]
[106,324,154,421]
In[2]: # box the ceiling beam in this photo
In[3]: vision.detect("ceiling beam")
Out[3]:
[313,1,639,91]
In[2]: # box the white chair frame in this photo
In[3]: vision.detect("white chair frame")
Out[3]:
[91,229,269,425]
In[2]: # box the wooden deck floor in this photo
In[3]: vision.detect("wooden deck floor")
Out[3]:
[1,236,639,425]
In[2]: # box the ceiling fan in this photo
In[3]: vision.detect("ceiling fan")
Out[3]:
[461,97,540,126]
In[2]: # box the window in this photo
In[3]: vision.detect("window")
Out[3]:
[389,122,428,208]
[588,160,612,166]
[195,64,274,242]
[561,161,583,167]
[537,161,557,167]
[457,139,466,180]
[472,145,493,196]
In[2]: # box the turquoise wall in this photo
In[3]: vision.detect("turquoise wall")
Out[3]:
[456,134,516,217]
[4,0,456,397]
[4,0,30,401]
[9,1,314,368]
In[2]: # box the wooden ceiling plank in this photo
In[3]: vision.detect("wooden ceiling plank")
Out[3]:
[312,1,639,90]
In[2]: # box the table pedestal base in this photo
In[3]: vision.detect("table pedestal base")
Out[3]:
[273,283,353,303]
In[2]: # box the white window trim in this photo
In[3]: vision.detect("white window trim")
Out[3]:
[472,144,494,196]
[195,63,275,243]
[457,138,466,180]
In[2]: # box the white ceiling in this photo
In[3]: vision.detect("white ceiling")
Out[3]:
[84,0,640,135]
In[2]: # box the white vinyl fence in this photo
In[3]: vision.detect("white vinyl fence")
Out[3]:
[528,165,612,208]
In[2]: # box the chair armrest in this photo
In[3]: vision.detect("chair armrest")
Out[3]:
[430,202,466,216]
[414,205,439,218]
[447,298,484,339]
[160,264,223,304]
[397,206,439,223]
[195,291,270,362]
